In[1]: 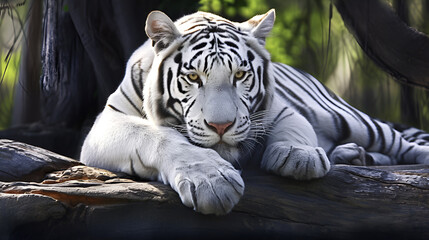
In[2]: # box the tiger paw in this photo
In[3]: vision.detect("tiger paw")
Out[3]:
[330,143,375,166]
[173,150,244,215]
[261,143,331,180]
[414,145,429,164]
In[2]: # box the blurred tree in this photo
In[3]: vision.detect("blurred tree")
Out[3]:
[335,0,429,128]
[12,0,42,127]
[393,0,421,129]
[0,0,27,130]
[1,0,200,157]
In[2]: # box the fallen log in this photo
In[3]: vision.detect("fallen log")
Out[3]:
[0,140,429,239]
[0,139,81,182]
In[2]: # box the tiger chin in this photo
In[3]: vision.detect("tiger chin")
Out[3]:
[81,9,429,215]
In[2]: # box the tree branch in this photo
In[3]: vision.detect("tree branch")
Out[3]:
[334,0,429,89]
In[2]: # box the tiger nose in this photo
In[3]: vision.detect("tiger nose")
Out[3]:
[205,120,234,136]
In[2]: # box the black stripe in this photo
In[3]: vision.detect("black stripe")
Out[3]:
[277,66,341,120]
[240,98,250,112]
[348,108,376,149]
[336,114,351,144]
[167,68,173,86]
[247,50,255,61]
[234,125,250,136]
[372,120,386,153]
[166,68,182,118]
[203,54,210,73]
[278,147,293,170]
[386,127,397,154]
[410,129,423,138]
[246,51,257,112]
[225,41,238,49]
[395,137,404,157]
[316,148,329,171]
[275,87,313,123]
[272,107,289,123]
[288,68,344,124]
[248,70,256,91]
[177,79,187,94]
[191,42,207,51]
[299,67,361,124]
[399,145,414,161]
[229,48,242,62]
[189,50,204,66]
[274,112,295,126]
[285,63,378,148]
[174,53,183,78]
[129,156,137,176]
[174,53,182,63]
[120,86,141,114]
[189,32,210,45]
[185,99,196,117]
[158,61,165,95]
[249,66,261,92]
[107,104,124,114]
[280,65,362,132]
[190,129,210,137]
[253,59,271,113]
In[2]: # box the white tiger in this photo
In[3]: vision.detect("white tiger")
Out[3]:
[81,10,429,215]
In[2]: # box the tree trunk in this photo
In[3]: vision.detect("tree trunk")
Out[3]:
[1,140,429,239]
[393,0,421,128]
[1,0,200,158]
[39,0,200,128]
[334,0,429,89]
[12,0,43,126]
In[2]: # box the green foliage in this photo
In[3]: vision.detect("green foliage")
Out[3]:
[0,1,27,130]
[0,50,20,130]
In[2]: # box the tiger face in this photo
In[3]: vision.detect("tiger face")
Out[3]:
[144,10,275,162]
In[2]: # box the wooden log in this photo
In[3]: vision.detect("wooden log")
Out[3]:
[0,139,81,182]
[1,140,429,239]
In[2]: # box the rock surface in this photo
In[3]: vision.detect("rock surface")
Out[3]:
[1,139,429,239]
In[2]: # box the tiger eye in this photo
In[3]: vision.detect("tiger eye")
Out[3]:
[187,73,199,81]
[234,71,245,80]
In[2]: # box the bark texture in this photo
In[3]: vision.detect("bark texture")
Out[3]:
[335,0,429,89]
[1,140,429,239]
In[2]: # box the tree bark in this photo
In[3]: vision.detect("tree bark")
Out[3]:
[39,0,200,128]
[392,0,421,128]
[334,0,429,89]
[1,140,429,239]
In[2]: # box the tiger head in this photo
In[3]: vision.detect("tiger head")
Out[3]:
[143,10,275,163]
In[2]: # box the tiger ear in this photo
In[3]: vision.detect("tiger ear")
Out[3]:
[145,11,181,52]
[242,9,275,44]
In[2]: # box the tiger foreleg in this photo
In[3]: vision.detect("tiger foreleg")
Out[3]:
[81,109,244,215]
[261,107,331,180]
